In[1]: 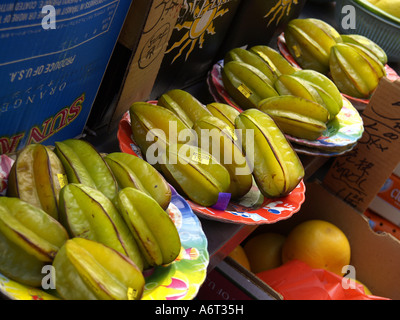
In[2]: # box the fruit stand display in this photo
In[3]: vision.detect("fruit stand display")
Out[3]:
[1,0,400,301]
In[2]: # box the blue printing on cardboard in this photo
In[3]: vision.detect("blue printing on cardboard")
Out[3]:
[0,0,132,154]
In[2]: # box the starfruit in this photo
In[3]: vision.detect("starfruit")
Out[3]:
[7,144,67,220]
[129,102,197,167]
[206,102,241,132]
[193,115,253,199]
[160,143,231,207]
[275,74,324,104]
[224,47,278,82]
[235,109,304,198]
[258,95,329,141]
[222,61,279,110]
[104,152,171,210]
[114,187,181,267]
[53,238,145,300]
[54,139,117,201]
[329,43,386,98]
[249,45,298,75]
[290,69,343,119]
[0,196,68,287]
[59,183,144,271]
[341,34,387,65]
[284,18,342,74]
[274,71,342,120]
[157,89,211,128]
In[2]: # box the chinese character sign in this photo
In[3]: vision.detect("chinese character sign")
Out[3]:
[323,78,400,212]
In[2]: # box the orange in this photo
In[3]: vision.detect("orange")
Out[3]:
[282,219,351,275]
[243,233,286,273]
[228,245,251,270]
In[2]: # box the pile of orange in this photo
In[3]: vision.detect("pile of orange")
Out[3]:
[228,219,373,295]
[229,219,351,276]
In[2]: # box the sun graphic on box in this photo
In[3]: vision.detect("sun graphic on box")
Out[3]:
[265,0,299,26]
[166,0,229,63]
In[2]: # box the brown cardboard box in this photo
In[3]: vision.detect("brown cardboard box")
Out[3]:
[198,181,400,300]
[240,181,400,300]
[369,163,400,227]
[271,182,400,299]
[87,0,183,132]
[196,258,282,300]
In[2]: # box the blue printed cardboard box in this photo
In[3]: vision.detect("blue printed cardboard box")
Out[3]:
[0,0,132,154]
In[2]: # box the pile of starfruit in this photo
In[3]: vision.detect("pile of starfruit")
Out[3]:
[1,140,181,300]
[283,18,387,99]
[129,89,305,206]
[221,45,344,141]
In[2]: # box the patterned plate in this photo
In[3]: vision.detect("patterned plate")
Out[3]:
[276,33,400,111]
[118,110,306,225]
[285,98,364,152]
[186,180,306,225]
[207,61,364,155]
[142,187,209,300]
[291,140,357,157]
[0,163,209,301]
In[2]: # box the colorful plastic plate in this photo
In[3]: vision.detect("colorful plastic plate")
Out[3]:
[118,110,306,225]
[142,187,209,300]
[276,33,400,111]
[207,61,364,155]
[291,140,357,157]
[0,184,209,300]
[186,181,306,224]
[284,98,363,152]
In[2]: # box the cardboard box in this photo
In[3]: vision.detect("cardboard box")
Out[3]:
[364,209,400,241]
[215,0,306,58]
[369,163,400,226]
[149,0,242,100]
[87,0,183,132]
[0,0,132,154]
[196,258,282,300]
[245,181,400,300]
